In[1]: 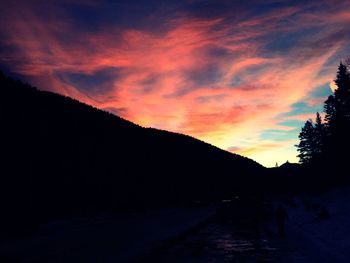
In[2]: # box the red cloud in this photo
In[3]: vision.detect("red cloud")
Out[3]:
[1,1,350,166]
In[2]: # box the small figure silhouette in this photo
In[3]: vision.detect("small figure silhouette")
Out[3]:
[275,205,287,236]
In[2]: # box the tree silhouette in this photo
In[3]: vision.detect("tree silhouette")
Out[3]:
[313,112,325,159]
[296,119,315,164]
[297,62,350,165]
[324,63,350,161]
[325,63,350,125]
[296,113,324,164]
[324,94,336,124]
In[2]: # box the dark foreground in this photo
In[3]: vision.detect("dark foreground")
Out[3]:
[141,186,350,263]
[140,218,278,263]
[0,205,280,263]
[0,208,215,263]
[2,185,350,263]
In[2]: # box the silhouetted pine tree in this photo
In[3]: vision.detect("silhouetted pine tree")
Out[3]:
[314,112,325,155]
[296,120,315,164]
[325,63,350,124]
[324,93,336,124]
[323,62,350,162]
[297,62,350,165]
[296,113,324,164]
[334,63,350,125]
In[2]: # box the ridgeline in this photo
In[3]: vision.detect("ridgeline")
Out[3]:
[0,72,265,236]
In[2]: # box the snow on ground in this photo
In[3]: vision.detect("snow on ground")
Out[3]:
[0,207,215,263]
[273,186,350,263]
[2,186,350,263]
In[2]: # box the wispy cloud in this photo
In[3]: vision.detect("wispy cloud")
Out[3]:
[0,0,349,166]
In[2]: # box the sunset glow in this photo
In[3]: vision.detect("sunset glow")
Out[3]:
[1,0,350,166]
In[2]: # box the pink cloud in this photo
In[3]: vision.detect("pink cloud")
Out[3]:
[1,1,350,166]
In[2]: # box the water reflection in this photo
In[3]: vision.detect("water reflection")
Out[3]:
[142,220,278,263]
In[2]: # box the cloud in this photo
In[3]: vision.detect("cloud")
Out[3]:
[57,67,123,97]
[1,0,350,166]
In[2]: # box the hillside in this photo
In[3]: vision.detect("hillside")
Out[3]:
[0,72,264,236]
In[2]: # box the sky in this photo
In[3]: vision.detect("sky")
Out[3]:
[1,0,350,167]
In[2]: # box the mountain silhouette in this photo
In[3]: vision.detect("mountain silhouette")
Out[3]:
[0,71,265,236]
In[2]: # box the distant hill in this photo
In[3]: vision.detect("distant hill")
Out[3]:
[0,72,264,235]
[279,161,301,170]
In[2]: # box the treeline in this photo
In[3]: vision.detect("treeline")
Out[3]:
[296,62,350,174]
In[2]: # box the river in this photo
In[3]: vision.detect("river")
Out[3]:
[140,217,279,263]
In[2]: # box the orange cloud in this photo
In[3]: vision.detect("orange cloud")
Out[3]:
[1,1,350,167]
